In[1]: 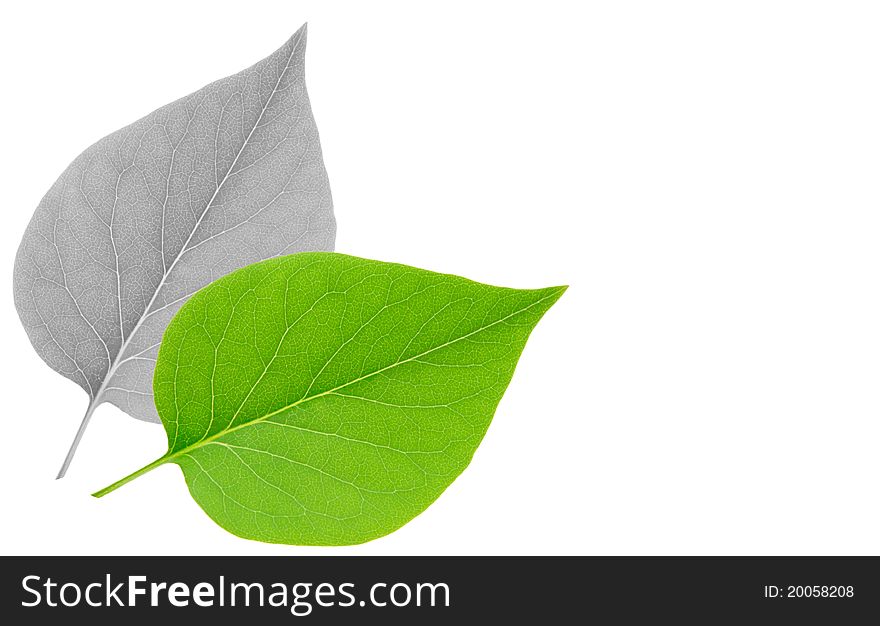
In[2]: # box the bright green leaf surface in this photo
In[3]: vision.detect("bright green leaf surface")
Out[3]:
[95,253,565,545]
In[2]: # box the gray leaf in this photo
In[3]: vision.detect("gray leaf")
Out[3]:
[13,23,335,477]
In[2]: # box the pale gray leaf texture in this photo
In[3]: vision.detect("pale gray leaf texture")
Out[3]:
[12,24,335,476]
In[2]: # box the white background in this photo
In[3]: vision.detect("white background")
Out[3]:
[1,1,879,556]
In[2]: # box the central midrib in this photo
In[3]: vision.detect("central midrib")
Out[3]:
[94,34,303,408]
[166,290,557,460]
[92,289,560,497]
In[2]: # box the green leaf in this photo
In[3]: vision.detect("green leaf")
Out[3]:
[94,253,565,545]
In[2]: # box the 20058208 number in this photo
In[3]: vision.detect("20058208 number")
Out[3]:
[787,585,853,598]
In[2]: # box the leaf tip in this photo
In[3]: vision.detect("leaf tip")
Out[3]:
[287,22,309,59]
[546,284,568,303]
[295,21,308,42]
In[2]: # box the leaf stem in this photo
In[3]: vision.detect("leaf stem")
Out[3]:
[91,455,171,498]
[56,399,99,479]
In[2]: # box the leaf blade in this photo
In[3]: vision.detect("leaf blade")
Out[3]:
[13,24,335,474]
[143,253,564,545]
